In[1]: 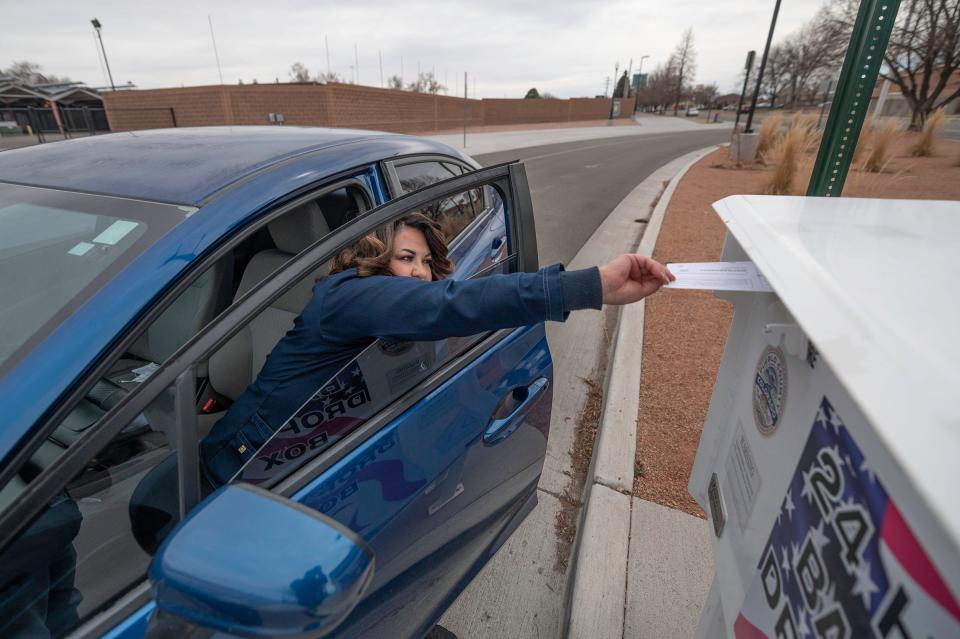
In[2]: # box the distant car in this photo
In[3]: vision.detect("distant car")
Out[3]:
[0,128,551,638]
[686,107,700,117]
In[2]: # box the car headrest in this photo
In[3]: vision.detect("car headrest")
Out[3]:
[267,200,330,255]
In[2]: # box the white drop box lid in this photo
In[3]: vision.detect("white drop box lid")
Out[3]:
[712,195,960,541]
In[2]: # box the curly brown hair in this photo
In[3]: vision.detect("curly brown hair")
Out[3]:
[329,212,453,280]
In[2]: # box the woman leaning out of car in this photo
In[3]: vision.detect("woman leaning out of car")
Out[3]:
[199,212,675,486]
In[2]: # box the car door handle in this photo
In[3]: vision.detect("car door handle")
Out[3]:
[483,377,549,446]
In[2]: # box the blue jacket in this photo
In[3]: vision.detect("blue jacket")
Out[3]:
[200,264,602,486]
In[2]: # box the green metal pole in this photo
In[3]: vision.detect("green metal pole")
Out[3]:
[807,0,901,196]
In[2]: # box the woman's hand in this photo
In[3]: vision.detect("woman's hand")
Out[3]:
[599,254,675,306]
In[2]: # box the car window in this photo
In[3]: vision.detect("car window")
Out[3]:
[0,381,182,637]
[0,182,190,377]
[394,161,464,193]
[394,163,484,242]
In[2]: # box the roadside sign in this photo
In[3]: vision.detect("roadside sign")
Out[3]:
[612,99,621,117]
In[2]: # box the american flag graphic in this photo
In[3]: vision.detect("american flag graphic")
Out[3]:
[734,396,960,638]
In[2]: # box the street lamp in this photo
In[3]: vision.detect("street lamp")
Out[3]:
[607,61,619,125]
[634,55,650,113]
[91,18,116,91]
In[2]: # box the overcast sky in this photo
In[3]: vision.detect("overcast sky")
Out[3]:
[4,0,827,98]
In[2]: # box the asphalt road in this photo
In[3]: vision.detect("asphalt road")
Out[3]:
[474,128,732,266]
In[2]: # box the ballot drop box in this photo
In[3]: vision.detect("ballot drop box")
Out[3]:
[689,195,960,638]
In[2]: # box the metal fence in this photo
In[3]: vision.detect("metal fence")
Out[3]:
[0,106,177,145]
[0,106,110,144]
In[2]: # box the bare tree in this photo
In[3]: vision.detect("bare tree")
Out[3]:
[636,58,679,111]
[3,60,71,84]
[827,0,960,128]
[692,83,719,107]
[289,62,311,83]
[386,74,403,89]
[407,71,445,94]
[671,29,697,115]
[760,44,792,106]
[316,71,343,84]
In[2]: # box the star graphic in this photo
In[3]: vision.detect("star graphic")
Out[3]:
[816,405,831,430]
[811,521,831,553]
[791,541,801,568]
[859,457,877,483]
[801,469,816,504]
[351,368,362,377]
[851,559,880,610]
[783,489,796,521]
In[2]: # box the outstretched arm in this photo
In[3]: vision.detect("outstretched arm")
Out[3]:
[319,256,673,343]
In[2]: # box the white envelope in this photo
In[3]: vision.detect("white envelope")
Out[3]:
[664,261,773,292]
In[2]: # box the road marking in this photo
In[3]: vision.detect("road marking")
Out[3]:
[584,164,601,169]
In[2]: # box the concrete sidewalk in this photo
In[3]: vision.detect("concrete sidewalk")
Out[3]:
[567,146,720,639]
[427,115,730,155]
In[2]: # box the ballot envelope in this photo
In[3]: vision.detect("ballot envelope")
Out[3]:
[687,195,960,637]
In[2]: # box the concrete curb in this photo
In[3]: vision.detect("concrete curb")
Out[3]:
[566,143,721,639]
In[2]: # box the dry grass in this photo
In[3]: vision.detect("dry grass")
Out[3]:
[863,118,902,172]
[755,113,785,162]
[912,109,946,157]
[761,119,817,195]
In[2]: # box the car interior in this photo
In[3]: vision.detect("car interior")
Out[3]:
[0,184,370,510]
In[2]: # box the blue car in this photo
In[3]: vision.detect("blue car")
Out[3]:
[0,127,552,638]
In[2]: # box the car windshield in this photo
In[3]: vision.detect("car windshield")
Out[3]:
[0,182,191,375]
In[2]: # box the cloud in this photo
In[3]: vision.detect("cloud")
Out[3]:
[2,0,827,97]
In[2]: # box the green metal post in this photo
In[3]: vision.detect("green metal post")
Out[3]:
[807,0,901,196]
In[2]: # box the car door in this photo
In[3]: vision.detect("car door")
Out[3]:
[226,160,550,638]
[241,171,552,637]
[13,160,549,639]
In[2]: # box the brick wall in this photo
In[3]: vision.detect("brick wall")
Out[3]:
[102,83,635,133]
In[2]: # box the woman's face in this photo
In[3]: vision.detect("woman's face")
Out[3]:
[388,225,433,281]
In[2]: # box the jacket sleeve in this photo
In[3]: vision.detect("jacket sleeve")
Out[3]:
[318,264,602,343]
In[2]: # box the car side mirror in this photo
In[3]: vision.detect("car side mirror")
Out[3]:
[148,483,374,638]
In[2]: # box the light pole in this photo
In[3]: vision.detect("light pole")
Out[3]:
[90,18,116,91]
[607,61,619,125]
[744,0,782,133]
[634,55,649,113]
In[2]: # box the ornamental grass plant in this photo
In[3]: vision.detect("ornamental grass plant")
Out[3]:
[911,108,945,157]
[762,119,817,195]
[754,113,785,162]
[863,118,902,173]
